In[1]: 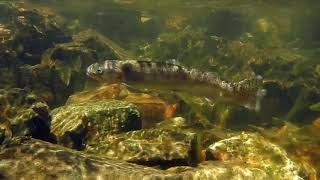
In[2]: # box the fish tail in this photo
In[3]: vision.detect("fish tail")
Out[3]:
[233,75,267,111]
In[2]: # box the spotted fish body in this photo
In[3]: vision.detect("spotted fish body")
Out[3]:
[86,60,266,111]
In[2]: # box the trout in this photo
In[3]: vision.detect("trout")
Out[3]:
[86,60,266,111]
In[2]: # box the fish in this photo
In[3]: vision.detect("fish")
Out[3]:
[86,60,266,111]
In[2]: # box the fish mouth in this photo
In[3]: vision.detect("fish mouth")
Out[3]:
[86,65,93,76]
[86,73,104,82]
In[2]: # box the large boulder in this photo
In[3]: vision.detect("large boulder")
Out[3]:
[0,136,166,180]
[257,122,320,178]
[0,136,298,180]
[67,84,177,128]
[51,100,141,149]
[206,132,309,179]
[85,128,197,165]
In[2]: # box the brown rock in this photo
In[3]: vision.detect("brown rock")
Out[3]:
[125,93,169,128]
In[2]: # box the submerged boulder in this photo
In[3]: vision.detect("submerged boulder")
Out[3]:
[0,136,287,180]
[257,122,320,179]
[0,136,165,180]
[206,132,309,179]
[0,2,71,65]
[51,100,141,149]
[67,84,177,128]
[124,93,173,128]
[85,128,197,166]
[0,88,54,142]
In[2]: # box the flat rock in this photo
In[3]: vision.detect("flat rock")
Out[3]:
[85,128,196,164]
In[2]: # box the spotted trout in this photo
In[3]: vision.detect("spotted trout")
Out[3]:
[86,60,266,111]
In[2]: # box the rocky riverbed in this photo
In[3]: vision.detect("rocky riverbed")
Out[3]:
[0,1,320,179]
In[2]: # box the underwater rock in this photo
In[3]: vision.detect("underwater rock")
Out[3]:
[18,64,56,104]
[0,2,71,65]
[0,23,13,49]
[206,132,309,179]
[0,23,19,89]
[124,93,171,128]
[0,136,283,180]
[312,118,320,129]
[18,29,135,107]
[64,83,124,103]
[67,84,176,128]
[66,83,128,104]
[0,88,54,142]
[156,117,189,129]
[51,100,141,149]
[0,136,167,180]
[85,128,197,166]
[258,123,319,179]
[39,29,121,91]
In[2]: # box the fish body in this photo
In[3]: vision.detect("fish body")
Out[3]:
[86,60,266,111]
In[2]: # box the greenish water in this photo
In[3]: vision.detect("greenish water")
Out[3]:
[1,0,320,179]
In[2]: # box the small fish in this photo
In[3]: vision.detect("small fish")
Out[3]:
[87,60,266,111]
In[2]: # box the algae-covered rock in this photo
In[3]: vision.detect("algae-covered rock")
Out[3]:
[0,23,13,49]
[18,29,135,107]
[124,93,171,128]
[0,136,166,180]
[207,132,308,179]
[39,29,122,91]
[66,83,129,104]
[0,88,54,142]
[0,2,139,108]
[0,136,286,180]
[51,100,141,149]
[67,84,177,128]
[0,2,71,65]
[85,128,196,165]
[257,122,320,179]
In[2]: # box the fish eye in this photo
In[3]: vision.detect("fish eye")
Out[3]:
[97,68,103,74]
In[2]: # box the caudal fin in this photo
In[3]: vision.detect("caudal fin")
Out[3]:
[235,75,267,112]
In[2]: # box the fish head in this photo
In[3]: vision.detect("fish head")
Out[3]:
[86,61,123,83]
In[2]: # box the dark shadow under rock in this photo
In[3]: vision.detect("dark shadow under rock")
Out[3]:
[0,88,56,143]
